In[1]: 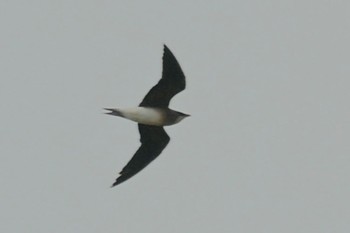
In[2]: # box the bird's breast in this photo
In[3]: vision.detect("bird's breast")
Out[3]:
[118,107,166,126]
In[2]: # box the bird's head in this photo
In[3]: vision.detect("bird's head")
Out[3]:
[175,112,190,123]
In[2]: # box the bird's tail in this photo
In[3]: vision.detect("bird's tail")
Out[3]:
[104,108,122,117]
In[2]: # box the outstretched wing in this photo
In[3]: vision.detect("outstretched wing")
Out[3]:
[139,45,186,108]
[111,124,170,187]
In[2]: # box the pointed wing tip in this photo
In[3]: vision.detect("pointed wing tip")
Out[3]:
[110,177,123,188]
[163,44,171,54]
[110,182,118,188]
[110,171,131,187]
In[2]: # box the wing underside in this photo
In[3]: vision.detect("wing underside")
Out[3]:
[139,45,186,108]
[111,124,170,187]
[110,45,184,187]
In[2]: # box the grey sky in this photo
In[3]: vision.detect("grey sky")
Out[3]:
[1,1,350,232]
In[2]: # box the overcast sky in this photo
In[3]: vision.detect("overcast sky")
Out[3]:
[1,1,350,232]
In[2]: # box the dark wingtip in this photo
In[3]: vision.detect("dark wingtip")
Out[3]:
[110,179,120,188]
[163,44,172,54]
[110,176,128,188]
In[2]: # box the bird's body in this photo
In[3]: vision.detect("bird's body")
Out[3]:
[105,107,189,126]
[105,45,189,187]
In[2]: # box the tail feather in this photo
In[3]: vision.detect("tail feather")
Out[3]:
[104,108,122,117]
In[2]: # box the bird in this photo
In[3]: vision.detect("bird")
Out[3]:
[105,45,189,187]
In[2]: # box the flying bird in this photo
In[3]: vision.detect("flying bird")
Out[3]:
[105,45,189,187]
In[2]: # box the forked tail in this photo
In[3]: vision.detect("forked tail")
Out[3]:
[104,108,122,117]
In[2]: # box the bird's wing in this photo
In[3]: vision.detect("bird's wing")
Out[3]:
[111,124,170,187]
[139,45,186,108]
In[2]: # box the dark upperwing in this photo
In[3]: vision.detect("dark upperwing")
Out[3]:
[139,45,186,108]
[111,124,170,187]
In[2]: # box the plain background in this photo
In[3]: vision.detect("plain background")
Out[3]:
[1,1,350,232]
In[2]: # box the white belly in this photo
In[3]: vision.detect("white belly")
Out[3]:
[118,107,165,126]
